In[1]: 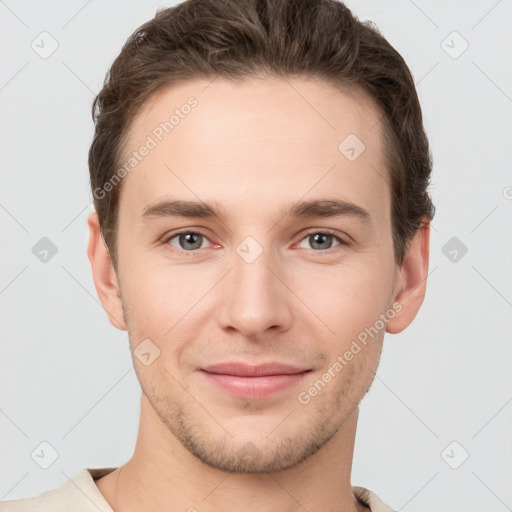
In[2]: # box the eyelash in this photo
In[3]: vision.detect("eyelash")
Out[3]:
[162,228,351,257]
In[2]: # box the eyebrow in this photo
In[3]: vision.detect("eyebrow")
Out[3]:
[140,198,371,224]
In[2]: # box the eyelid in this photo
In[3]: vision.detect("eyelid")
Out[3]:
[298,227,352,247]
[162,227,351,255]
[162,228,216,253]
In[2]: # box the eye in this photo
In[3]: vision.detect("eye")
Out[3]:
[164,231,211,255]
[296,230,348,252]
[162,228,350,256]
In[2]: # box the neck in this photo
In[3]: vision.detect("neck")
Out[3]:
[97,393,368,512]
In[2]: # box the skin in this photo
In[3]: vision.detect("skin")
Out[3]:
[87,76,430,512]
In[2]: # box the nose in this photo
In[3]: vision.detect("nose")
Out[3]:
[216,242,293,339]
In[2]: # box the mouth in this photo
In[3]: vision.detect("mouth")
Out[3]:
[199,362,312,399]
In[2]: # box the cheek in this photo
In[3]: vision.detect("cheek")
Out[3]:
[295,258,394,336]
[118,260,179,341]
[119,261,214,365]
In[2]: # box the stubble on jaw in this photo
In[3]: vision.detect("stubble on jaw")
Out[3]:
[134,343,371,475]
[116,256,385,477]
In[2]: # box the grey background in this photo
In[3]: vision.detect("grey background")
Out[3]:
[1,1,511,510]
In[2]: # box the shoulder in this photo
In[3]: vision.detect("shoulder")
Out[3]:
[0,468,116,512]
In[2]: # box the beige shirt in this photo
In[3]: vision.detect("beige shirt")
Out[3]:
[0,467,397,512]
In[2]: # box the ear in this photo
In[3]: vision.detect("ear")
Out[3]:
[87,211,127,331]
[386,221,431,334]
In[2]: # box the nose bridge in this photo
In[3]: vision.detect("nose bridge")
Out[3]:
[217,235,291,337]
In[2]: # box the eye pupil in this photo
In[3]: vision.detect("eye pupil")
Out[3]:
[180,232,202,250]
[169,230,342,255]
[310,233,333,250]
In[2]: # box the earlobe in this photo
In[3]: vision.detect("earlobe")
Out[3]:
[87,211,127,331]
[386,221,431,334]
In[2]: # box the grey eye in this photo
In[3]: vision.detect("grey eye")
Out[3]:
[297,232,342,251]
[169,232,205,251]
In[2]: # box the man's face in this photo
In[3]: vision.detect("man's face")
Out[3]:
[112,77,401,473]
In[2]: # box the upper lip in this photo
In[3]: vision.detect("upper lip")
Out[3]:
[201,362,309,377]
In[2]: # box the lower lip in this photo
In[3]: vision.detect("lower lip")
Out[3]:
[200,370,310,399]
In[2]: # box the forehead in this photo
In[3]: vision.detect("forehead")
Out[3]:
[127,76,382,152]
[118,76,388,224]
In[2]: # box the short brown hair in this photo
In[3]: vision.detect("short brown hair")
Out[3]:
[89,0,435,271]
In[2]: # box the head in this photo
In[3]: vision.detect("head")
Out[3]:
[88,0,434,474]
